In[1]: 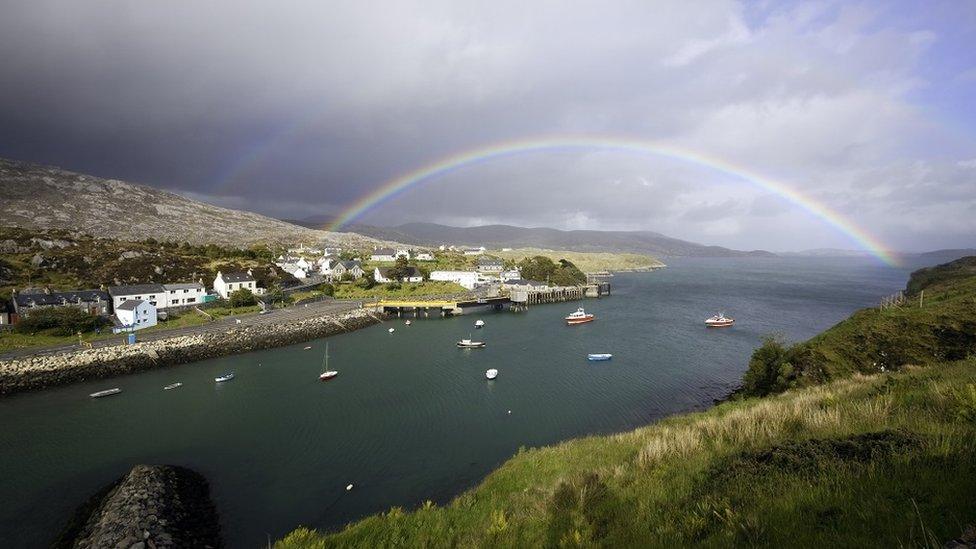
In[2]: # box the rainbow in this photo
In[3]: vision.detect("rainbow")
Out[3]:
[324,135,897,265]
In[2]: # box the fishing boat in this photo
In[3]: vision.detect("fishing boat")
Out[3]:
[163,382,183,390]
[474,319,485,328]
[89,388,121,398]
[587,353,613,361]
[457,336,486,348]
[705,313,735,327]
[485,368,498,380]
[565,307,595,325]
[319,343,339,381]
[214,372,235,383]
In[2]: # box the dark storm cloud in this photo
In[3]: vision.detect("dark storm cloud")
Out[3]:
[1,1,974,251]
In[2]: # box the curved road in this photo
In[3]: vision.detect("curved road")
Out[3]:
[0,299,363,361]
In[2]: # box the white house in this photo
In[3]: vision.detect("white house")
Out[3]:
[316,256,336,274]
[113,299,157,332]
[163,282,206,308]
[371,248,410,262]
[463,247,486,256]
[322,247,342,257]
[213,270,257,299]
[477,257,504,273]
[108,284,166,310]
[280,263,308,279]
[330,260,365,280]
[414,251,435,261]
[430,270,480,290]
[374,266,423,283]
[500,269,521,281]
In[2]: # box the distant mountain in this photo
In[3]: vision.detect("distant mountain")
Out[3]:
[292,219,774,258]
[911,249,976,265]
[0,158,385,248]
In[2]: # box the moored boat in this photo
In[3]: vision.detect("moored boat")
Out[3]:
[214,372,235,383]
[457,338,486,348]
[705,313,735,327]
[485,368,498,380]
[474,319,485,328]
[89,388,121,398]
[565,307,595,325]
[405,320,412,326]
[388,327,396,333]
[163,382,183,390]
[319,343,339,381]
[587,353,613,361]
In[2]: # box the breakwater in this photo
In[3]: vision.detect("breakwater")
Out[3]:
[0,309,385,396]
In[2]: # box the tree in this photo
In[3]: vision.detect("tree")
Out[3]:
[267,283,285,305]
[229,288,257,308]
[387,256,410,281]
[356,273,376,289]
[742,336,794,397]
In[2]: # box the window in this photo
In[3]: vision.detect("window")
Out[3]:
[187,297,195,303]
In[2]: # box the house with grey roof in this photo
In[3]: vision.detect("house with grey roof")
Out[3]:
[213,270,258,299]
[163,282,207,308]
[108,283,166,310]
[11,288,112,318]
[113,299,157,332]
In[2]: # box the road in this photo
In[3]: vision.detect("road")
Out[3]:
[0,299,363,361]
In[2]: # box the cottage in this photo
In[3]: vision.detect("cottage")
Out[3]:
[162,282,206,308]
[374,266,423,284]
[330,260,365,280]
[414,251,435,261]
[477,257,504,273]
[12,288,112,317]
[113,299,157,332]
[463,247,486,256]
[279,263,308,279]
[213,270,257,299]
[371,248,410,262]
[107,284,166,310]
[500,269,521,281]
[322,247,342,257]
[429,270,481,290]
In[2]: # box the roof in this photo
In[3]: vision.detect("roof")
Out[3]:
[339,260,362,269]
[163,282,204,291]
[13,289,110,307]
[372,248,396,256]
[503,278,547,287]
[378,266,422,278]
[116,299,147,311]
[220,271,255,283]
[108,284,165,296]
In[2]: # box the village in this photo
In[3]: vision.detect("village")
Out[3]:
[0,239,600,353]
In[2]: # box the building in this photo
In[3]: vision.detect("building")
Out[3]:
[108,284,166,310]
[11,288,112,317]
[279,262,308,279]
[501,279,550,292]
[371,248,410,262]
[330,260,365,280]
[374,266,423,283]
[162,282,206,308]
[316,256,336,274]
[429,270,481,290]
[213,270,257,299]
[414,251,435,261]
[500,269,521,281]
[322,247,342,257]
[477,257,504,273]
[113,299,157,332]
[463,247,486,256]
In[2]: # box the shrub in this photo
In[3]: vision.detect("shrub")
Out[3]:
[228,288,257,307]
[16,307,109,336]
[742,336,794,397]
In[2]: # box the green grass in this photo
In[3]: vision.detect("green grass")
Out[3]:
[493,248,665,273]
[332,281,468,300]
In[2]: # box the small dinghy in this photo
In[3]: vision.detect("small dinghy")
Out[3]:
[485,368,498,380]
[214,372,235,383]
[304,346,312,350]
[163,382,183,390]
[474,319,485,328]
[587,353,613,361]
[405,320,412,326]
[89,388,121,398]
[457,337,486,348]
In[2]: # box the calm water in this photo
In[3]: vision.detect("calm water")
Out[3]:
[0,257,919,547]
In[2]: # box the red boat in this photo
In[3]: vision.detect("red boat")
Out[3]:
[565,307,595,325]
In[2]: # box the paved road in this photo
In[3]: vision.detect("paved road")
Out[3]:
[0,299,363,361]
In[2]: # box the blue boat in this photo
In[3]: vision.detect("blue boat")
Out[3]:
[587,353,613,361]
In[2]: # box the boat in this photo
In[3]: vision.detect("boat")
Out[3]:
[89,388,121,398]
[405,320,412,326]
[214,372,235,383]
[565,307,595,325]
[705,313,735,327]
[388,327,396,333]
[587,353,613,361]
[319,343,339,381]
[485,368,498,380]
[474,319,485,328]
[304,346,312,350]
[163,382,183,390]
[457,336,486,348]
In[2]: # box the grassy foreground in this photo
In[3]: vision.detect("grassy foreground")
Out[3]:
[279,259,976,547]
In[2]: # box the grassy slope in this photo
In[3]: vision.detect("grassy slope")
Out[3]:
[494,248,665,272]
[279,258,976,547]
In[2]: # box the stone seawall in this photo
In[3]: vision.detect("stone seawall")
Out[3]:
[0,309,385,396]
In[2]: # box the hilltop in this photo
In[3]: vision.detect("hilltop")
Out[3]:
[279,257,976,547]
[0,158,383,248]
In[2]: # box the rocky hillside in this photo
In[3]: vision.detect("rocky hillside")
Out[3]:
[0,157,382,248]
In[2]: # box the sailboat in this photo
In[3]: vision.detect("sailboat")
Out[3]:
[319,343,339,381]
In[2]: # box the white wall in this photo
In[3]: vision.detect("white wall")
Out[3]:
[430,270,479,289]
[115,301,157,331]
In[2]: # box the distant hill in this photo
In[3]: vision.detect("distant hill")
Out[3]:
[292,219,774,258]
[0,158,384,248]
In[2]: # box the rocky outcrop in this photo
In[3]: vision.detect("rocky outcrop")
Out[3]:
[57,465,220,549]
[0,309,386,396]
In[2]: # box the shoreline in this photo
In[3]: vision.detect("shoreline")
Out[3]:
[0,308,387,397]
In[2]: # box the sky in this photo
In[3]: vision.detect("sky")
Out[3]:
[1,0,974,253]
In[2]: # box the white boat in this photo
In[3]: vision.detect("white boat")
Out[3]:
[485,368,498,380]
[163,382,183,390]
[388,327,396,333]
[474,319,485,328]
[89,388,121,398]
[405,320,412,326]
[215,372,235,383]
[587,353,613,361]
[705,313,735,327]
[565,307,595,325]
[304,346,312,350]
[319,343,338,381]
[457,337,486,348]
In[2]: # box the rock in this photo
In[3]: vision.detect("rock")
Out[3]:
[30,253,45,266]
[119,251,143,260]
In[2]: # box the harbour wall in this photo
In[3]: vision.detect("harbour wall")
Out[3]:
[0,309,386,397]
